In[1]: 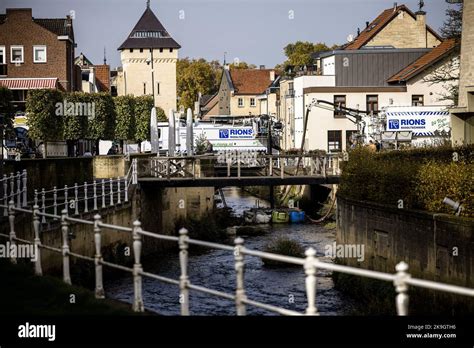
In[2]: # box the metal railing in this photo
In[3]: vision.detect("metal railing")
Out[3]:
[30,159,138,220]
[1,170,27,216]
[1,201,472,316]
[139,153,343,180]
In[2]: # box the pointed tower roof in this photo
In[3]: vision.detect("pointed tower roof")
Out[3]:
[118,7,180,50]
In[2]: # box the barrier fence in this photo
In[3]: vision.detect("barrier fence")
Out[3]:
[1,201,473,316]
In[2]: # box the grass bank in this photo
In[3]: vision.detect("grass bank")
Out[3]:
[0,259,141,315]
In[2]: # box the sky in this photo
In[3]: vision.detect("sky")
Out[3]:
[2,0,452,69]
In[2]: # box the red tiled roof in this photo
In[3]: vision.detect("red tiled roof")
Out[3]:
[387,39,459,83]
[0,78,57,89]
[94,65,110,92]
[229,69,277,95]
[345,4,442,50]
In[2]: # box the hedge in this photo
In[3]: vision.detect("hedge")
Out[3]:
[338,145,474,217]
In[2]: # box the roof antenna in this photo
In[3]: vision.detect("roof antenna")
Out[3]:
[223,51,227,66]
[146,0,150,9]
[103,46,107,65]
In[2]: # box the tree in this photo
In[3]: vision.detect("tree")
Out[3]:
[87,93,116,153]
[177,58,221,111]
[114,96,136,151]
[62,92,89,143]
[26,89,64,157]
[134,95,154,143]
[229,61,257,69]
[440,3,463,39]
[284,41,331,67]
[0,87,15,141]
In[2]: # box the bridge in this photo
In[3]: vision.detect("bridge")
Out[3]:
[135,153,343,188]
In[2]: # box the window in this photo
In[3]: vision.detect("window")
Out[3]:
[0,46,5,64]
[156,82,160,95]
[346,130,358,150]
[160,48,163,53]
[11,46,24,64]
[412,95,424,106]
[328,130,342,152]
[170,48,173,53]
[129,49,134,53]
[366,95,378,115]
[250,98,256,107]
[334,95,346,118]
[238,98,244,107]
[0,46,6,75]
[33,46,47,63]
[140,48,144,53]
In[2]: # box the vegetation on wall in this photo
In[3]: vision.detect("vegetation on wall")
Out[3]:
[338,146,473,217]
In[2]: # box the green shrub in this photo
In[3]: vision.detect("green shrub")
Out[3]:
[263,237,304,267]
[338,146,473,217]
[26,89,64,141]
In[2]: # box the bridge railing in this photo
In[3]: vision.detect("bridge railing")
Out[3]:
[28,160,138,220]
[1,202,473,316]
[137,153,344,179]
[1,170,27,216]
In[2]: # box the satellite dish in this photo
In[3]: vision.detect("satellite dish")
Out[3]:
[347,34,354,43]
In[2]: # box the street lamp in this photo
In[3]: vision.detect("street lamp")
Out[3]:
[146,49,155,106]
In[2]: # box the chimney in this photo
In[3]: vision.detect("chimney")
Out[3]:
[259,65,266,70]
[357,28,360,36]
[366,21,370,28]
[270,70,275,82]
[393,2,397,11]
[6,8,33,21]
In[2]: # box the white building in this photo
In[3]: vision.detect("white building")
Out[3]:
[117,3,180,112]
[279,40,459,152]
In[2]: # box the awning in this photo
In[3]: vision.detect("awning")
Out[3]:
[0,78,58,90]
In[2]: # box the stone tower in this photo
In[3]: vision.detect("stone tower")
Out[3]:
[117,2,180,112]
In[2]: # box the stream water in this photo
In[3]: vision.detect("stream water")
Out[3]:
[104,187,355,315]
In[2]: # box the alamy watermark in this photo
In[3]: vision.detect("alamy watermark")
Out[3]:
[324,242,365,262]
[55,100,95,120]
[0,242,38,262]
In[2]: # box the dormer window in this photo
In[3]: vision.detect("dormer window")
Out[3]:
[131,31,169,39]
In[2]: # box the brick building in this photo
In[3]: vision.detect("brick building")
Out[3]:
[0,8,76,111]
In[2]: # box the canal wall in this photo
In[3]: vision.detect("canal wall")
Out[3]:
[336,196,474,313]
[139,185,215,252]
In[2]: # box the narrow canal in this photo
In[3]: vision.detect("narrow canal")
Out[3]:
[105,187,355,315]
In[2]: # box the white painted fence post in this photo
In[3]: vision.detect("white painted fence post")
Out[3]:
[93,181,98,211]
[74,183,79,215]
[101,180,106,208]
[53,186,58,217]
[124,177,129,203]
[32,205,42,276]
[117,177,121,204]
[234,237,247,315]
[64,185,68,213]
[179,228,190,315]
[109,178,114,206]
[16,172,21,208]
[394,262,410,316]
[304,248,318,315]
[94,214,105,299]
[61,209,72,285]
[132,220,144,312]
[132,159,138,185]
[8,201,17,264]
[84,182,88,213]
[3,175,7,216]
[41,188,46,223]
[22,170,27,207]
